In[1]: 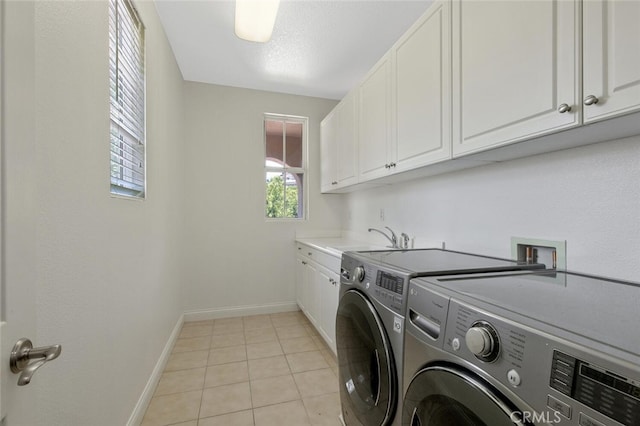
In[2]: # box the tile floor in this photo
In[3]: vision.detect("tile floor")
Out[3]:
[142,311,342,426]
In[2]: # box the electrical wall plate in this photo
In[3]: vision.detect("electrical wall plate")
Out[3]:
[510,237,567,270]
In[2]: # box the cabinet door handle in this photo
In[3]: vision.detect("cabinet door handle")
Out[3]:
[557,103,572,113]
[584,95,599,106]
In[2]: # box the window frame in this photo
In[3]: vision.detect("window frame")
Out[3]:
[264,113,309,221]
[109,0,147,200]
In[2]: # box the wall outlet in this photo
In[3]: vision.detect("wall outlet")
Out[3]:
[379,208,385,221]
[511,237,567,270]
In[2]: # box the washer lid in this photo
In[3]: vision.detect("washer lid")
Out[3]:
[424,271,640,358]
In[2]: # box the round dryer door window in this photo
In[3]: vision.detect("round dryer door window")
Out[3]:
[336,289,397,426]
[403,365,531,426]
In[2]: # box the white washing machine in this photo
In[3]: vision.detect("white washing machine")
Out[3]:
[337,249,544,426]
[403,270,640,425]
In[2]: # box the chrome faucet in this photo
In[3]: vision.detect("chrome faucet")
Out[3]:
[400,233,410,249]
[368,227,399,249]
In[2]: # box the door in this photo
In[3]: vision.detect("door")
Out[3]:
[320,108,337,192]
[318,267,339,354]
[403,364,531,426]
[335,90,358,188]
[583,0,640,122]
[358,54,392,181]
[393,0,451,172]
[295,257,306,311]
[1,0,40,423]
[304,261,320,326]
[336,290,397,426]
[452,0,580,156]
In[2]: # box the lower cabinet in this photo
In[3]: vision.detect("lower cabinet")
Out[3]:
[295,257,305,312]
[295,246,340,355]
[296,257,320,327]
[316,266,340,354]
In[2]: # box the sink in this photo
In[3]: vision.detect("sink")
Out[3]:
[324,245,385,256]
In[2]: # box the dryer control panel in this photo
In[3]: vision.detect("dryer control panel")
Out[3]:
[439,298,640,426]
[549,350,640,426]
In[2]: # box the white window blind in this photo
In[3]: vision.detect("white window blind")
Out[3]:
[109,0,145,198]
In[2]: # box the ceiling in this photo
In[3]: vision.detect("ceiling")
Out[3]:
[154,0,432,100]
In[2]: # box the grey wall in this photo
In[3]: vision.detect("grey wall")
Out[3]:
[4,1,186,423]
[343,135,640,281]
[182,82,340,314]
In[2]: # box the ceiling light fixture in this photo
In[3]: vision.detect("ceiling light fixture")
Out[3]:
[235,0,280,43]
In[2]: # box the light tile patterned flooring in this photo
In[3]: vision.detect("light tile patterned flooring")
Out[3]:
[142,311,342,426]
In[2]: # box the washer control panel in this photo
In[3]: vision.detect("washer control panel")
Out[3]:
[340,253,407,315]
[371,269,406,314]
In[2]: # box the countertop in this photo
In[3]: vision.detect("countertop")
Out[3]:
[296,237,386,258]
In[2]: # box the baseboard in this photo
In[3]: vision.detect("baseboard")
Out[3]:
[127,314,184,426]
[184,301,299,322]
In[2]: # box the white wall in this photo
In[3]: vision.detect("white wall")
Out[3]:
[4,1,185,424]
[344,135,640,281]
[182,82,340,314]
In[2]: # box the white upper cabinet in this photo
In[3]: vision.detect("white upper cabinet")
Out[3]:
[393,0,451,172]
[358,2,452,182]
[320,109,337,193]
[321,0,640,192]
[452,0,580,157]
[336,91,359,186]
[358,54,392,181]
[320,90,358,193]
[583,0,640,122]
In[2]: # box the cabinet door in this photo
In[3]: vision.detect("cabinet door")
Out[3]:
[317,267,339,354]
[295,257,305,311]
[320,109,337,193]
[324,270,340,354]
[452,0,580,156]
[336,90,358,187]
[393,0,451,172]
[359,54,392,181]
[583,0,640,122]
[305,261,320,326]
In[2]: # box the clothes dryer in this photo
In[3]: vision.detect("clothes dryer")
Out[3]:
[403,270,640,426]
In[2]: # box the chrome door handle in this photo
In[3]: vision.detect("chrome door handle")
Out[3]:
[10,338,62,386]
[557,103,572,113]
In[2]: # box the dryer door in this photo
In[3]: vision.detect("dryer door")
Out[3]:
[403,364,530,426]
[337,289,397,426]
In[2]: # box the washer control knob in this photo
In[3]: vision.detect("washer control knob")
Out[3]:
[353,266,365,282]
[465,322,500,362]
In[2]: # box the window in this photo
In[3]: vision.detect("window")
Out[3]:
[109,0,145,198]
[264,114,307,219]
